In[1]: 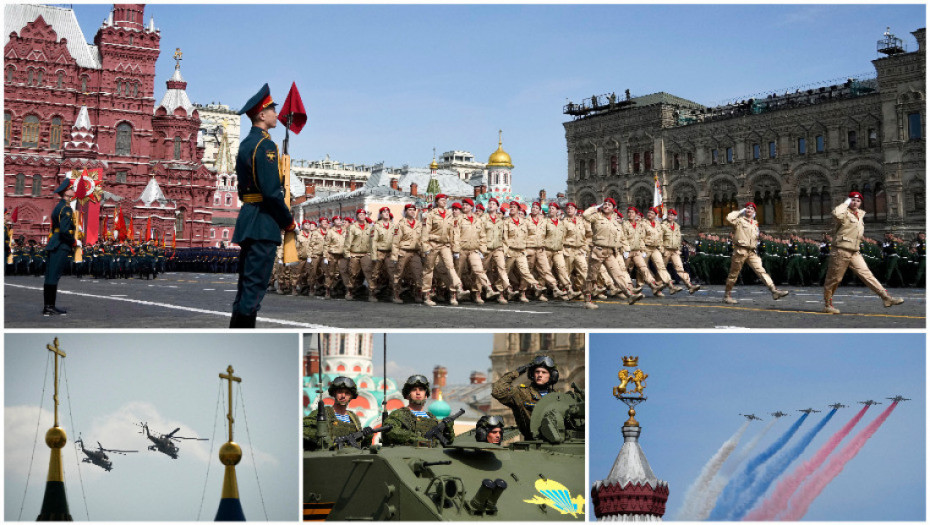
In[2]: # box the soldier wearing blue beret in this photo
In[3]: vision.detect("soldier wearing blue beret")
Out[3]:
[229,84,297,328]
[43,177,77,315]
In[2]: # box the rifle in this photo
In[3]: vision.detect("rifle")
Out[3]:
[333,424,393,450]
[424,408,465,447]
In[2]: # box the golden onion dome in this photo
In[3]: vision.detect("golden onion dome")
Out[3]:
[487,130,513,168]
[429,147,439,170]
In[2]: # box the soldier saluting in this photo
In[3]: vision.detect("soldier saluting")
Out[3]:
[491,355,559,439]
[229,84,297,328]
[42,178,78,315]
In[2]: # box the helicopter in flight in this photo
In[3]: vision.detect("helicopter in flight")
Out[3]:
[136,422,207,459]
[75,435,137,471]
[770,411,789,418]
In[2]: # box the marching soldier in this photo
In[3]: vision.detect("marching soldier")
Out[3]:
[540,203,577,299]
[420,194,465,306]
[230,84,297,328]
[723,202,788,304]
[525,202,563,300]
[481,198,511,303]
[303,376,369,450]
[623,207,665,296]
[43,177,77,315]
[383,375,455,447]
[343,208,375,301]
[306,218,327,295]
[323,216,347,299]
[491,355,559,440]
[642,207,682,294]
[369,207,396,302]
[391,204,424,304]
[293,220,313,295]
[503,201,544,302]
[453,198,498,304]
[562,202,590,293]
[823,192,904,313]
[581,199,643,309]
[662,209,701,293]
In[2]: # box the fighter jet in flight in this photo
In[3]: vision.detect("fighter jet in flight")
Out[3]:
[886,395,911,402]
[770,411,789,418]
[858,400,882,406]
[740,413,762,421]
[798,408,821,414]
[828,403,847,410]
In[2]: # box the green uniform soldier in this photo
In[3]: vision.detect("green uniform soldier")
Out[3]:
[475,415,504,445]
[491,355,559,440]
[383,375,454,447]
[303,376,369,450]
[43,178,77,315]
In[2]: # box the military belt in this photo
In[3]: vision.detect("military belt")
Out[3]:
[241,194,263,203]
[53,228,59,233]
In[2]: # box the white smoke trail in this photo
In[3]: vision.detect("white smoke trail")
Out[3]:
[695,419,776,521]
[675,421,750,520]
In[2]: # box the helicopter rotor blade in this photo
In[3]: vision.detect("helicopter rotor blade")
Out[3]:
[172,436,209,441]
[165,428,181,438]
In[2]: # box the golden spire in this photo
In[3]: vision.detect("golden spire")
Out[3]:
[429,147,439,171]
[218,365,243,499]
[487,129,513,168]
[44,338,68,482]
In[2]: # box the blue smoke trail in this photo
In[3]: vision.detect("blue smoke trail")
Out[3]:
[708,412,809,520]
[730,409,837,520]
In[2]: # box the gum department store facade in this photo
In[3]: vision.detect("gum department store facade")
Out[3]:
[565,28,925,237]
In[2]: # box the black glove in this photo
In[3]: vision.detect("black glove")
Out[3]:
[516,364,529,374]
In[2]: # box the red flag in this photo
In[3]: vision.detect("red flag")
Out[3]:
[144,216,151,241]
[277,82,307,134]
[11,207,18,223]
[74,169,91,200]
[116,207,127,241]
[128,214,134,241]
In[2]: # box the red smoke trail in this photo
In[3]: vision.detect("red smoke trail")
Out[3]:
[744,406,869,521]
[780,402,898,521]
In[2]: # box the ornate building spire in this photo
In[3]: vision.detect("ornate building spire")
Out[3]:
[63,105,98,159]
[214,365,245,521]
[37,338,72,521]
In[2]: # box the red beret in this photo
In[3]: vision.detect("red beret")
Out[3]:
[667,208,678,216]
[320,216,330,222]
[462,198,474,207]
[404,203,416,210]
[356,208,367,215]
[435,193,448,200]
[519,203,527,212]
[309,221,317,226]
[389,213,394,219]
[745,202,757,210]
[532,201,541,208]
[488,197,499,206]
[649,207,660,215]
[476,203,485,211]
[604,198,617,207]
[637,210,645,217]
[617,211,624,219]
[345,217,354,223]
[379,206,390,214]
[849,191,864,200]
[451,202,463,210]
[331,216,340,222]
[301,219,311,225]
[366,217,373,223]
[548,202,560,210]
[508,201,519,207]
[566,202,577,209]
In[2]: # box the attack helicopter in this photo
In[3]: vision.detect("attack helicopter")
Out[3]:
[75,435,137,471]
[136,422,207,459]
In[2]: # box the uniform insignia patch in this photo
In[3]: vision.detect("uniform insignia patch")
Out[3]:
[266,151,276,162]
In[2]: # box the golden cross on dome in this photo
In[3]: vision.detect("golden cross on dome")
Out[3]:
[219,365,242,442]
[173,48,183,69]
[46,338,67,427]
[498,129,503,146]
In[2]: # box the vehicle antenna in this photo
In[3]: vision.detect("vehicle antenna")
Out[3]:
[381,334,388,427]
[315,333,328,449]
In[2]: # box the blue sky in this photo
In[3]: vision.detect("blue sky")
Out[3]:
[62,3,925,199]
[5,333,299,521]
[589,333,925,521]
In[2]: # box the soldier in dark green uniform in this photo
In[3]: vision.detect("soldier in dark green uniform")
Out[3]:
[303,377,370,450]
[383,375,454,447]
[229,84,297,328]
[881,233,905,287]
[43,178,77,315]
[491,355,559,440]
[912,232,925,287]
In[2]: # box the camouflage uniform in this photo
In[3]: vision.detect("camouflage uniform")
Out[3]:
[303,405,368,450]
[382,407,454,446]
[491,369,550,439]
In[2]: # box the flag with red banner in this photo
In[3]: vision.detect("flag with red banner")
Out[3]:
[144,216,151,241]
[10,207,18,223]
[277,82,308,135]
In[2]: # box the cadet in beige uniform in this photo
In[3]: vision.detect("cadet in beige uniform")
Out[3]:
[323,216,347,299]
[623,207,665,295]
[369,207,395,302]
[453,198,498,304]
[391,204,423,304]
[420,194,464,306]
[503,201,542,302]
[541,203,576,299]
[823,191,903,313]
[661,209,701,294]
[525,202,563,299]
[306,219,326,295]
[481,198,510,304]
[562,202,591,293]
[292,220,313,295]
[343,209,375,301]
[582,198,645,309]
[642,207,682,294]
[723,202,788,304]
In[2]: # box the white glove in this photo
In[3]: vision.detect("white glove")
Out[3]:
[453,253,460,260]
[306,257,312,263]
[738,208,748,216]
[478,252,485,260]
[277,258,283,264]
[76,240,82,247]
[623,251,630,259]
[424,250,431,257]
[323,258,329,265]
[843,198,852,206]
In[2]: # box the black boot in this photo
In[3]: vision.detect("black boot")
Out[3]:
[242,313,257,328]
[43,284,67,315]
[229,313,241,328]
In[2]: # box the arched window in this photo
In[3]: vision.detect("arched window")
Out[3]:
[588,159,595,177]
[27,68,33,85]
[633,187,651,214]
[31,174,42,196]
[644,151,652,171]
[225,193,232,206]
[21,115,39,147]
[15,173,25,195]
[610,155,618,176]
[175,208,185,235]
[174,136,182,160]
[712,181,738,227]
[80,76,88,92]
[115,122,132,155]
[673,185,698,227]
[633,152,640,173]
[4,113,11,147]
[210,229,216,238]
[5,66,15,83]
[752,177,783,226]
[56,71,63,88]
[214,193,220,205]
[222,229,229,240]
[873,182,887,222]
[132,83,138,97]
[798,174,830,224]
[36,69,43,86]
[50,117,62,149]
[520,334,533,350]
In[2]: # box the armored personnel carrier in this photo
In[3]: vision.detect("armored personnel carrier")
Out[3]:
[303,384,585,521]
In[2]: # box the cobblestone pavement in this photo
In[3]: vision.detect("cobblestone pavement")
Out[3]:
[5,273,925,329]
